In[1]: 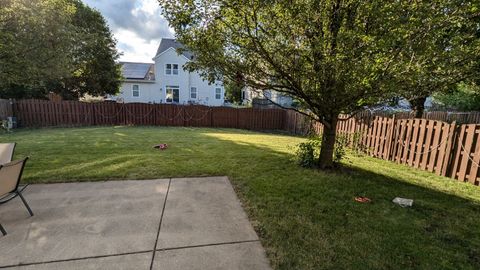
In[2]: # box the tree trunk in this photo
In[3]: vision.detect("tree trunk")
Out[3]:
[318,117,338,169]
[410,96,427,118]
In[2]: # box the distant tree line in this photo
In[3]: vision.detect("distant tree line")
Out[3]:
[0,0,122,100]
[433,83,480,111]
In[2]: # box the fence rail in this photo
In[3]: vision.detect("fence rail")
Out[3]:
[3,99,480,186]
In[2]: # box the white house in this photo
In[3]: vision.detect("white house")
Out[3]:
[111,38,224,106]
[242,87,294,108]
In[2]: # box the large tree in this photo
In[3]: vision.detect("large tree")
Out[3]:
[224,78,244,104]
[0,0,121,100]
[433,83,480,111]
[0,0,76,98]
[390,1,480,117]
[159,0,477,168]
[52,0,122,100]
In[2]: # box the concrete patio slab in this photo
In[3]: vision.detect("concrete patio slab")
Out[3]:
[7,253,152,270]
[0,177,271,269]
[0,180,168,267]
[156,177,259,249]
[152,242,271,270]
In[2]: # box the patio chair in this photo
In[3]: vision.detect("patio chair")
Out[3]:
[0,223,6,236]
[0,158,34,220]
[0,143,15,165]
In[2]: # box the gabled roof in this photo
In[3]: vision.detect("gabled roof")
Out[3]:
[154,38,193,60]
[120,62,155,81]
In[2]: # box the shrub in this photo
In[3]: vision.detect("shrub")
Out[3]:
[351,131,368,156]
[295,134,348,168]
[295,137,321,168]
[334,134,348,163]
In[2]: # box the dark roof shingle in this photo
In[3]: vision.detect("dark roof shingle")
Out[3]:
[154,38,193,60]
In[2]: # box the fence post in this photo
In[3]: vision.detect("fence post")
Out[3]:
[236,108,239,129]
[210,107,214,127]
[442,121,457,177]
[293,112,297,134]
[123,103,127,125]
[153,104,157,126]
[91,102,96,126]
[183,106,186,127]
[385,115,396,160]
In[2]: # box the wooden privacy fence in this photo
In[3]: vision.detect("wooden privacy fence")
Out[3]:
[5,98,480,186]
[333,115,480,186]
[11,99,286,131]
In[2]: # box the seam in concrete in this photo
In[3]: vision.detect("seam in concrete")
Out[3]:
[156,239,261,252]
[149,178,172,270]
[0,250,152,269]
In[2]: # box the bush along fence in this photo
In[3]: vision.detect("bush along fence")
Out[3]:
[2,99,480,186]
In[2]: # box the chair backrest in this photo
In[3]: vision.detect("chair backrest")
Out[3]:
[0,158,28,197]
[0,143,15,165]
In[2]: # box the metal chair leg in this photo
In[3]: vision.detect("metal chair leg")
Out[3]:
[0,223,6,236]
[17,192,34,217]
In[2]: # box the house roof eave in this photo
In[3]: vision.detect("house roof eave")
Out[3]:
[152,47,191,62]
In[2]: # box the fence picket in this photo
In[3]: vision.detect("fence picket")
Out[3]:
[468,127,480,184]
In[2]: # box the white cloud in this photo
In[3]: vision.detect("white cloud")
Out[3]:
[83,0,174,62]
[115,29,160,62]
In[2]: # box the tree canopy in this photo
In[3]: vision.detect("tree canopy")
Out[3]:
[389,1,480,117]
[0,0,122,100]
[160,0,480,168]
[224,78,244,104]
[433,83,480,111]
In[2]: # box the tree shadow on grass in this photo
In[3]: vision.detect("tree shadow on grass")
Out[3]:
[199,131,480,270]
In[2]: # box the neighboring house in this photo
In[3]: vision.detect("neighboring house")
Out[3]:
[113,62,157,103]
[242,87,293,108]
[368,97,434,113]
[111,38,224,106]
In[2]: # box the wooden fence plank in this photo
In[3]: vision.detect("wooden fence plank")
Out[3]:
[435,123,449,175]
[441,122,456,177]
[414,119,427,168]
[467,127,480,184]
[428,121,442,172]
[451,125,466,179]
[457,125,476,181]
[408,119,420,166]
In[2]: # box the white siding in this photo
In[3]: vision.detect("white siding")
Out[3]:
[115,82,160,103]
[155,48,190,104]
[154,47,224,106]
[188,72,224,106]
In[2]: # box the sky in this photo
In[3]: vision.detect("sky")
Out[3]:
[83,0,174,63]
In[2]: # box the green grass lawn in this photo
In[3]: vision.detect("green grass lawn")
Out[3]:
[2,126,480,269]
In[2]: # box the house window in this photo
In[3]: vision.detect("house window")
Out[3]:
[166,64,179,75]
[132,85,139,97]
[166,85,180,103]
[190,87,197,99]
[215,88,222,99]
